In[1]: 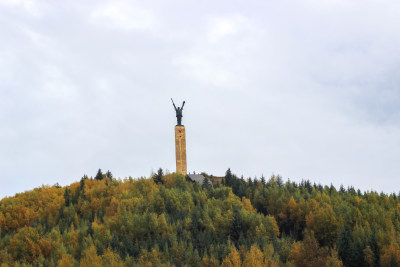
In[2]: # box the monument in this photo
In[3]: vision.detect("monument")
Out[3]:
[172,99,187,175]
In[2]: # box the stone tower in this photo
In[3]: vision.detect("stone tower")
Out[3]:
[175,125,187,175]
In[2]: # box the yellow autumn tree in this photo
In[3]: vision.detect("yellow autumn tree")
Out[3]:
[363,246,375,267]
[7,226,42,263]
[325,249,343,267]
[242,244,265,267]
[222,245,241,267]
[202,255,220,267]
[306,203,340,247]
[290,230,343,267]
[57,254,75,267]
[101,248,124,267]
[380,244,400,266]
[137,248,168,267]
[80,246,101,267]
[242,197,256,213]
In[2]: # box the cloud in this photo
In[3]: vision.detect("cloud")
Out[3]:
[91,1,156,31]
[172,55,232,87]
[0,0,43,17]
[171,14,261,88]
[1,0,400,198]
[207,14,251,43]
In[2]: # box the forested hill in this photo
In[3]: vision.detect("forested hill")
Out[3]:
[1,169,400,267]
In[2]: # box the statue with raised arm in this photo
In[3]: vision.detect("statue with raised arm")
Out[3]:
[171,98,185,126]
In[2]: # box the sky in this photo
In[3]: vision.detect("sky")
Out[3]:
[1,0,400,198]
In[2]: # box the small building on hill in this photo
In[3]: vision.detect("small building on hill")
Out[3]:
[187,173,224,185]
[187,174,209,184]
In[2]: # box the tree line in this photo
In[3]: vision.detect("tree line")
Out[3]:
[0,168,399,266]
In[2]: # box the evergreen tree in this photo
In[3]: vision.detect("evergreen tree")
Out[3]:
[229,209,243,246]
[368,230,380,266]
[337,227,358,267]
[105,170,113,179]
[276,175,284,187]
[153,168,164,184]
[260,175,266,185]
[64,188,70,207]
[202,176,210,189]
[95,169,103,180]
[225,168,233,186]
[389,254,397,267]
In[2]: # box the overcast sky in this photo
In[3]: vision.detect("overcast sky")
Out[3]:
[1,0,400,198]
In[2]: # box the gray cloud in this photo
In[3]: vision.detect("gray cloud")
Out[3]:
[1,0,400,198]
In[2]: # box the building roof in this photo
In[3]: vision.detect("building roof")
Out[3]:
[187,174,210,184]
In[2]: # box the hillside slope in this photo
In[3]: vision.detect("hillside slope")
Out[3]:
[0,169,399,266]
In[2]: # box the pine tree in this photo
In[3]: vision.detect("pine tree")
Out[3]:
[95,169,103,180]
[229,209,243,246]
[64,188,70,207]
[202,176,210,188]
[225,168,233,186]
[276,175,283,187]
[79,176,86,200]
[337,227,358,267]
[153,168,164,184]
[260,175,266,185]
[105,170,113,179]
[389,254,398,267]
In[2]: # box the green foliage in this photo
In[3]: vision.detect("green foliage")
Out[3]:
[152,168,164,184]
[0,169,399,266]
[105,170,113,179]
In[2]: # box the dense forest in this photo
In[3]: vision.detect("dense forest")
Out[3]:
[1,169,400,266]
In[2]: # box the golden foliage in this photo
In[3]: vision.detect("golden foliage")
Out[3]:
[80,246,101,267]
[2,170,400,266]
[7,226,43,263]
[242,245,264,267]
[241,197,256,213]
[289,231,343,267]
[57,254,75,267]
[380,243,400,266]
[101,248,124,267]
[221,246,241,267]
[306,204,340,247]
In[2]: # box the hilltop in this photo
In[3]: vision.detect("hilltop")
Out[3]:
[1,169,400,266]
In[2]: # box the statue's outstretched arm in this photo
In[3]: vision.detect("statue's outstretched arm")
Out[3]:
[171,98,177,110]
[181,101,185,110]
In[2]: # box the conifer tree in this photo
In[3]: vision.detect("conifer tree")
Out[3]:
[389,254,398,267]
[64,188,70,207]
[95,169,103,180]
[202,176,210,188]
[225,168,233,186]
[229,209,243,246]
[105,170,113,179]
[153,168,164,184]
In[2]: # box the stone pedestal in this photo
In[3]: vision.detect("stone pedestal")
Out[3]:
[175,126,187,175]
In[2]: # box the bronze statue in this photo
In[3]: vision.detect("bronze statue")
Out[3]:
[171,98,185,126]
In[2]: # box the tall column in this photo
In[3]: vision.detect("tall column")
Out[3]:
[175,126,187,175]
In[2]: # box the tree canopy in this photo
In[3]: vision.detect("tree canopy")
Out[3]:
[1,169,399,266]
